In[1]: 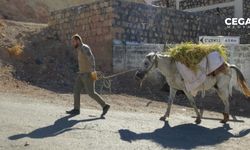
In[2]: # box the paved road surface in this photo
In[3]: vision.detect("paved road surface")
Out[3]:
[0,93,250,150]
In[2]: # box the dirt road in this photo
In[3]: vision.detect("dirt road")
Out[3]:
[0,92,250,150]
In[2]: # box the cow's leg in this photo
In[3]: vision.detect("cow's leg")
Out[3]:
[160,87,177,121]
[184,92,201,124]
[216,88,230,123]
[216,74,230,123]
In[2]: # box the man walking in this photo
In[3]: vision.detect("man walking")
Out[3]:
[66,34,110,117]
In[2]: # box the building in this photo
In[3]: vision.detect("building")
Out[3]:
[153,0,249,18]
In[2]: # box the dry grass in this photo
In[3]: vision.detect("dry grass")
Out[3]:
[165,43,228,71]
[7,43,24,57]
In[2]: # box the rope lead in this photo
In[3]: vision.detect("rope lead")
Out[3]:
[97,69,137,93]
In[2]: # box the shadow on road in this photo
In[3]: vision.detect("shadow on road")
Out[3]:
[8,114,101,140]
[119,122,250,149]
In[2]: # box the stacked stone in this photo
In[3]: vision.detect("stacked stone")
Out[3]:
[112,0,226,44]
[49,0,114,71]
[224,26,250,44]
[113,1,165,43]
[169,0,177,8]
[152,0,176,8]
[179,0,234,10]
[197,7,235,18]
[244,0,250,18]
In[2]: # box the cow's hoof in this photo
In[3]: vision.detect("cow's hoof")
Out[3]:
[195,118,201,124]
[160,116,166,121]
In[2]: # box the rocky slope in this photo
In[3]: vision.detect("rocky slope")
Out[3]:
[0,0,145,23]
[0,19,78,92]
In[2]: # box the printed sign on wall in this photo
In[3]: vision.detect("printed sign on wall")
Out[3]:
[199,36,240,45]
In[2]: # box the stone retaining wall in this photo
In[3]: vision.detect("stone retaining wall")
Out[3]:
[244,0,250,18]
[152,0,176,7]
[179,0,234,10]
[49,0,114,71]
[112,0,227,44]
[199,6,235,18]
[178,0,250,18]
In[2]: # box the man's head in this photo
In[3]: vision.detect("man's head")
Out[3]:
[71,34,83,49]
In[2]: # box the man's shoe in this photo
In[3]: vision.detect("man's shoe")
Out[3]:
[101,104,110,117]
[66,109,80,115]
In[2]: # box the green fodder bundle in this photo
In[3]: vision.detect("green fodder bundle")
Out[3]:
[165,43,228,71]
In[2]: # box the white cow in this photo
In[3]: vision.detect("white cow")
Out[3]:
[135,52,250,124]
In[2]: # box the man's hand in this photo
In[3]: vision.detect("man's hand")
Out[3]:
[91,71,98,81]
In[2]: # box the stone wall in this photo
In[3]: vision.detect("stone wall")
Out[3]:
[49,0,114,71]
[178,0,250,19]
[112,0,228,44]
[179,0,234,10]
[243,0,250,18]
[152,0,176,7]
[199,6,235,18]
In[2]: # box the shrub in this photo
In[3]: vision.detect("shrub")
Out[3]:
[7,43,24,57]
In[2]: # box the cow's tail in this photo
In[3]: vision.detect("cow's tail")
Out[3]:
[229,65,250,97]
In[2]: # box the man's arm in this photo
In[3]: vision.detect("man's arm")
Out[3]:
[80,45,96,71]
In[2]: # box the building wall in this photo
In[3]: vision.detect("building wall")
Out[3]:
[152,0,176,7]
[243,0,250,18]
[200,6,235,18]
[179,0,234,10]
[153,0,249,18]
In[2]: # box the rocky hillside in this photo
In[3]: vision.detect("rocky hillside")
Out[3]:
[0,19,78,92]
[0,0,145,23]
